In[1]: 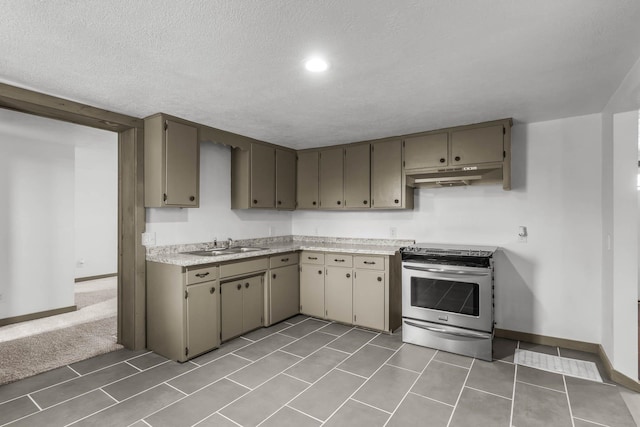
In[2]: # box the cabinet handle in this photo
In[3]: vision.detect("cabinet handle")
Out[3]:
[363,200,368,205]
[237,283,242,290]
[253,199,258,204]
[334,259,345,263]
[394,199,399,204]
[281,258,289,262]
[308,256,318,260]
[312,201,317,205]
[454,156,461,161]
[377,277,382,282]
[363,261,376,265]
[245,282,250,288]
[189,196,195,202]
[318,270,322,275]
[346,273,351,278]
[337,201,341,205]
[195,272,210,278]
[272,273,276,279]
[440,158,445,163]
[277,200,282,205]
[210,287,215,294]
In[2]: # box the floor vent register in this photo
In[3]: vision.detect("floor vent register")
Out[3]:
[514,349,603,383]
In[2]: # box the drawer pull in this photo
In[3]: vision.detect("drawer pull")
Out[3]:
[363,261,376,265]
[272,274,277,279]
[281,258,289,262]
[210,287,216,294]
[236,283,242,290]
[318,270,322,275]
[334,259,345,263]
[308,256,318,260]
[377,277,382,282]
[195,272,210,278]
[245,282,250,288]
[346,273,351,278]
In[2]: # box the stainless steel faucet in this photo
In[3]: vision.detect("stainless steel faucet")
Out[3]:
[227,237,233,248]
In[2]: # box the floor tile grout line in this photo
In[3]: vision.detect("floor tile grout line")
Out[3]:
[562,374,577,427]
[163,381,189,397]
[124,360,144,372]
[407,391,456,408]
[27,393,42,411]
[334,367,370,380]
[231,353,255,363]
[281,372,312,385]
[509,361,518,427]
[100,387,119,403]
[515,379,566,394]
[350,397,393,415]
[225,376,254,391]
[277,349,307,359]
[367,342,402,351]
[385,361,422,375]
[285,404,325,423]
[67,365,82,377]
[431,358,472,371]
[572,415,610,427]
[445,357,475,427]
[464,385,513,401]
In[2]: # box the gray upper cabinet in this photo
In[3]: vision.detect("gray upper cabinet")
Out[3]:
[403,132,448,169]
[319,147,344,209]
[275,149,296,210]
[344,144,370,208]
[231,142,276,209]
[371,139,413,209]
[250,143,276,208]
[297,151,319,209]
[451,124,504,166]
[144,114,199,208]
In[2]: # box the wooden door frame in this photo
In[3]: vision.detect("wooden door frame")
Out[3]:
[0,83,147,350]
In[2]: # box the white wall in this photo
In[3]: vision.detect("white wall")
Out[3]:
[145,142,293,246]
[293,114,604,345]
[0,110,75,318]
[75,136,118,278]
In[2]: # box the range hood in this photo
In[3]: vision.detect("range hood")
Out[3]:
[405,163,504,188]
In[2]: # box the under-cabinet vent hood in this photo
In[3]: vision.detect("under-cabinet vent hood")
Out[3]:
[405,163,505,189]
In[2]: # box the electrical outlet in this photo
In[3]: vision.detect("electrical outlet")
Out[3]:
[390,227,398,238]
[141,232,156,246]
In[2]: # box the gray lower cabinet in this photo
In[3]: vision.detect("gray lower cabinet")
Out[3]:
[353,268,385,331]
[299,252,325,318]
[146,262,219,362]
[325,266,353,324]
[220,275,264,341]
[268,253,300,325]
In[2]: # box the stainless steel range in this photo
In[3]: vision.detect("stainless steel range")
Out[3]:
[400,243,497,361]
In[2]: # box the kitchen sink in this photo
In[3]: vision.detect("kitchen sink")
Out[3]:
[182,247,266,256]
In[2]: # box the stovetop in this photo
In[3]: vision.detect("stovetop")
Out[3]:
[400,243,498,258]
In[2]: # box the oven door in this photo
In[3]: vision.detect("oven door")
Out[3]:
[402,261,493,332]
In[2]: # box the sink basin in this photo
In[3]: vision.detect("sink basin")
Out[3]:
[182,247,266,256]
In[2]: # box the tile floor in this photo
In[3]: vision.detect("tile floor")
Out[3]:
[0,315,637,427]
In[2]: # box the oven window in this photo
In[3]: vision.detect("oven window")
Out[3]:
[410,277,479,316]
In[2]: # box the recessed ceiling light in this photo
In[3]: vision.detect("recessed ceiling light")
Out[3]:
[305,57,329,72]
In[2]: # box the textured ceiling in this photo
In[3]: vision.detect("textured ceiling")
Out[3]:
[1,0,640,148]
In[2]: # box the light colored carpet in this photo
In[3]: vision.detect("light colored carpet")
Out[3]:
[0,277,122,385]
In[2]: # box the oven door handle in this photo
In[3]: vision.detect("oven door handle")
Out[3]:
[403,265,490,277]
[404,321,490,339]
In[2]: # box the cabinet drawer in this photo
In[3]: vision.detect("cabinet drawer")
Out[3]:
[186,265,219,284]
[354,256,385,271]
[300,251,324,265]
[326,254,353,267]
[220,257,269,279]
[269,252,299,268]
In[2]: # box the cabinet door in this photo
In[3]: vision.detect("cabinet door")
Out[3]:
[319,147,344,209]
[371,140,402,208]
[297,151,319,209]
[344,144,370,208]
[165,120,199,207]
[221,281,244,341]
[275,149,296,209]
[186,281,220,357]
[325,266,353,324]
[300,264,325,318]
[353,270,385,331]
[242,275,264,333]
[270,264,300,324]
[403,133,448,169]
[250,143,275,208]
[451,124,504,165]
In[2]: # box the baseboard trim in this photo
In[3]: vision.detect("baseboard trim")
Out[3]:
[0,305,77,327]
[495,328,640,392]
[75,273,117,283]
